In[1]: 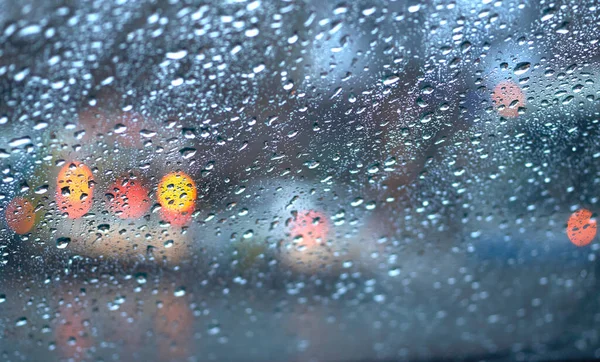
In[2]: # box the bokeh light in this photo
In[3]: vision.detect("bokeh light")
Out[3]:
[280,210,333,272]
[4,197,35,234]
[491,80,525,118]
[56,162,95,219]
[107,177,150,219]
[157,172,197,213]
[567,209,596,247]
[289,210,330,248]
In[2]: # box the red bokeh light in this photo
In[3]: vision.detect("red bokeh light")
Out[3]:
[107,177,151,219]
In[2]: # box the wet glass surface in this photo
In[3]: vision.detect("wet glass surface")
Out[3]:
[1,0,600,361]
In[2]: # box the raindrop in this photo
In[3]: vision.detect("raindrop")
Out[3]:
[408,4,421,13]
[208,323,221,335]
[98,224,110,232]
[180,147,197,159]
[174,286,186,297]
[541,7,556,21]
[56,237,71,249]
[362,7,376,16]
[34,185,48,194]
[245,28,259,37]
[388,268,401,277]
[136,273,147,284]
[18,24,41,37]
[9,137,31,148]
[140,129,157,138]
[383,75,399,86]
[114,124,127,133]
[34,121,48,130]
[166,50,188,60]
[513,62,531,75]
[351,198,364,207]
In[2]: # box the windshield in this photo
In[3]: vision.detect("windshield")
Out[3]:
[1,1,600,361]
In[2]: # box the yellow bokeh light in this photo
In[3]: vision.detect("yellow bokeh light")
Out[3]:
[157,172,197,212]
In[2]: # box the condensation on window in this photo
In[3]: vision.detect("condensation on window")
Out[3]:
[1,1,600,361]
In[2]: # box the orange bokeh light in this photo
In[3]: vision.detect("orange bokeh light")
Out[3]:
[567,208,597,247]
[5,197,35,234]
[107,177,150,219]
[157,172,197,213]
[491,80,525,118]
[56,161,95,219]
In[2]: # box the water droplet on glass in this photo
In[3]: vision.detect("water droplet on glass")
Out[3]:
[174,287,186,297]
[9,137,31,148]
[245,28,259,37]
[383,75,399,86]
[56,237,71,249]
[15,317,27,327]
[408,4,421,13]
[513,62,531,75]
[114,124,127,134]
